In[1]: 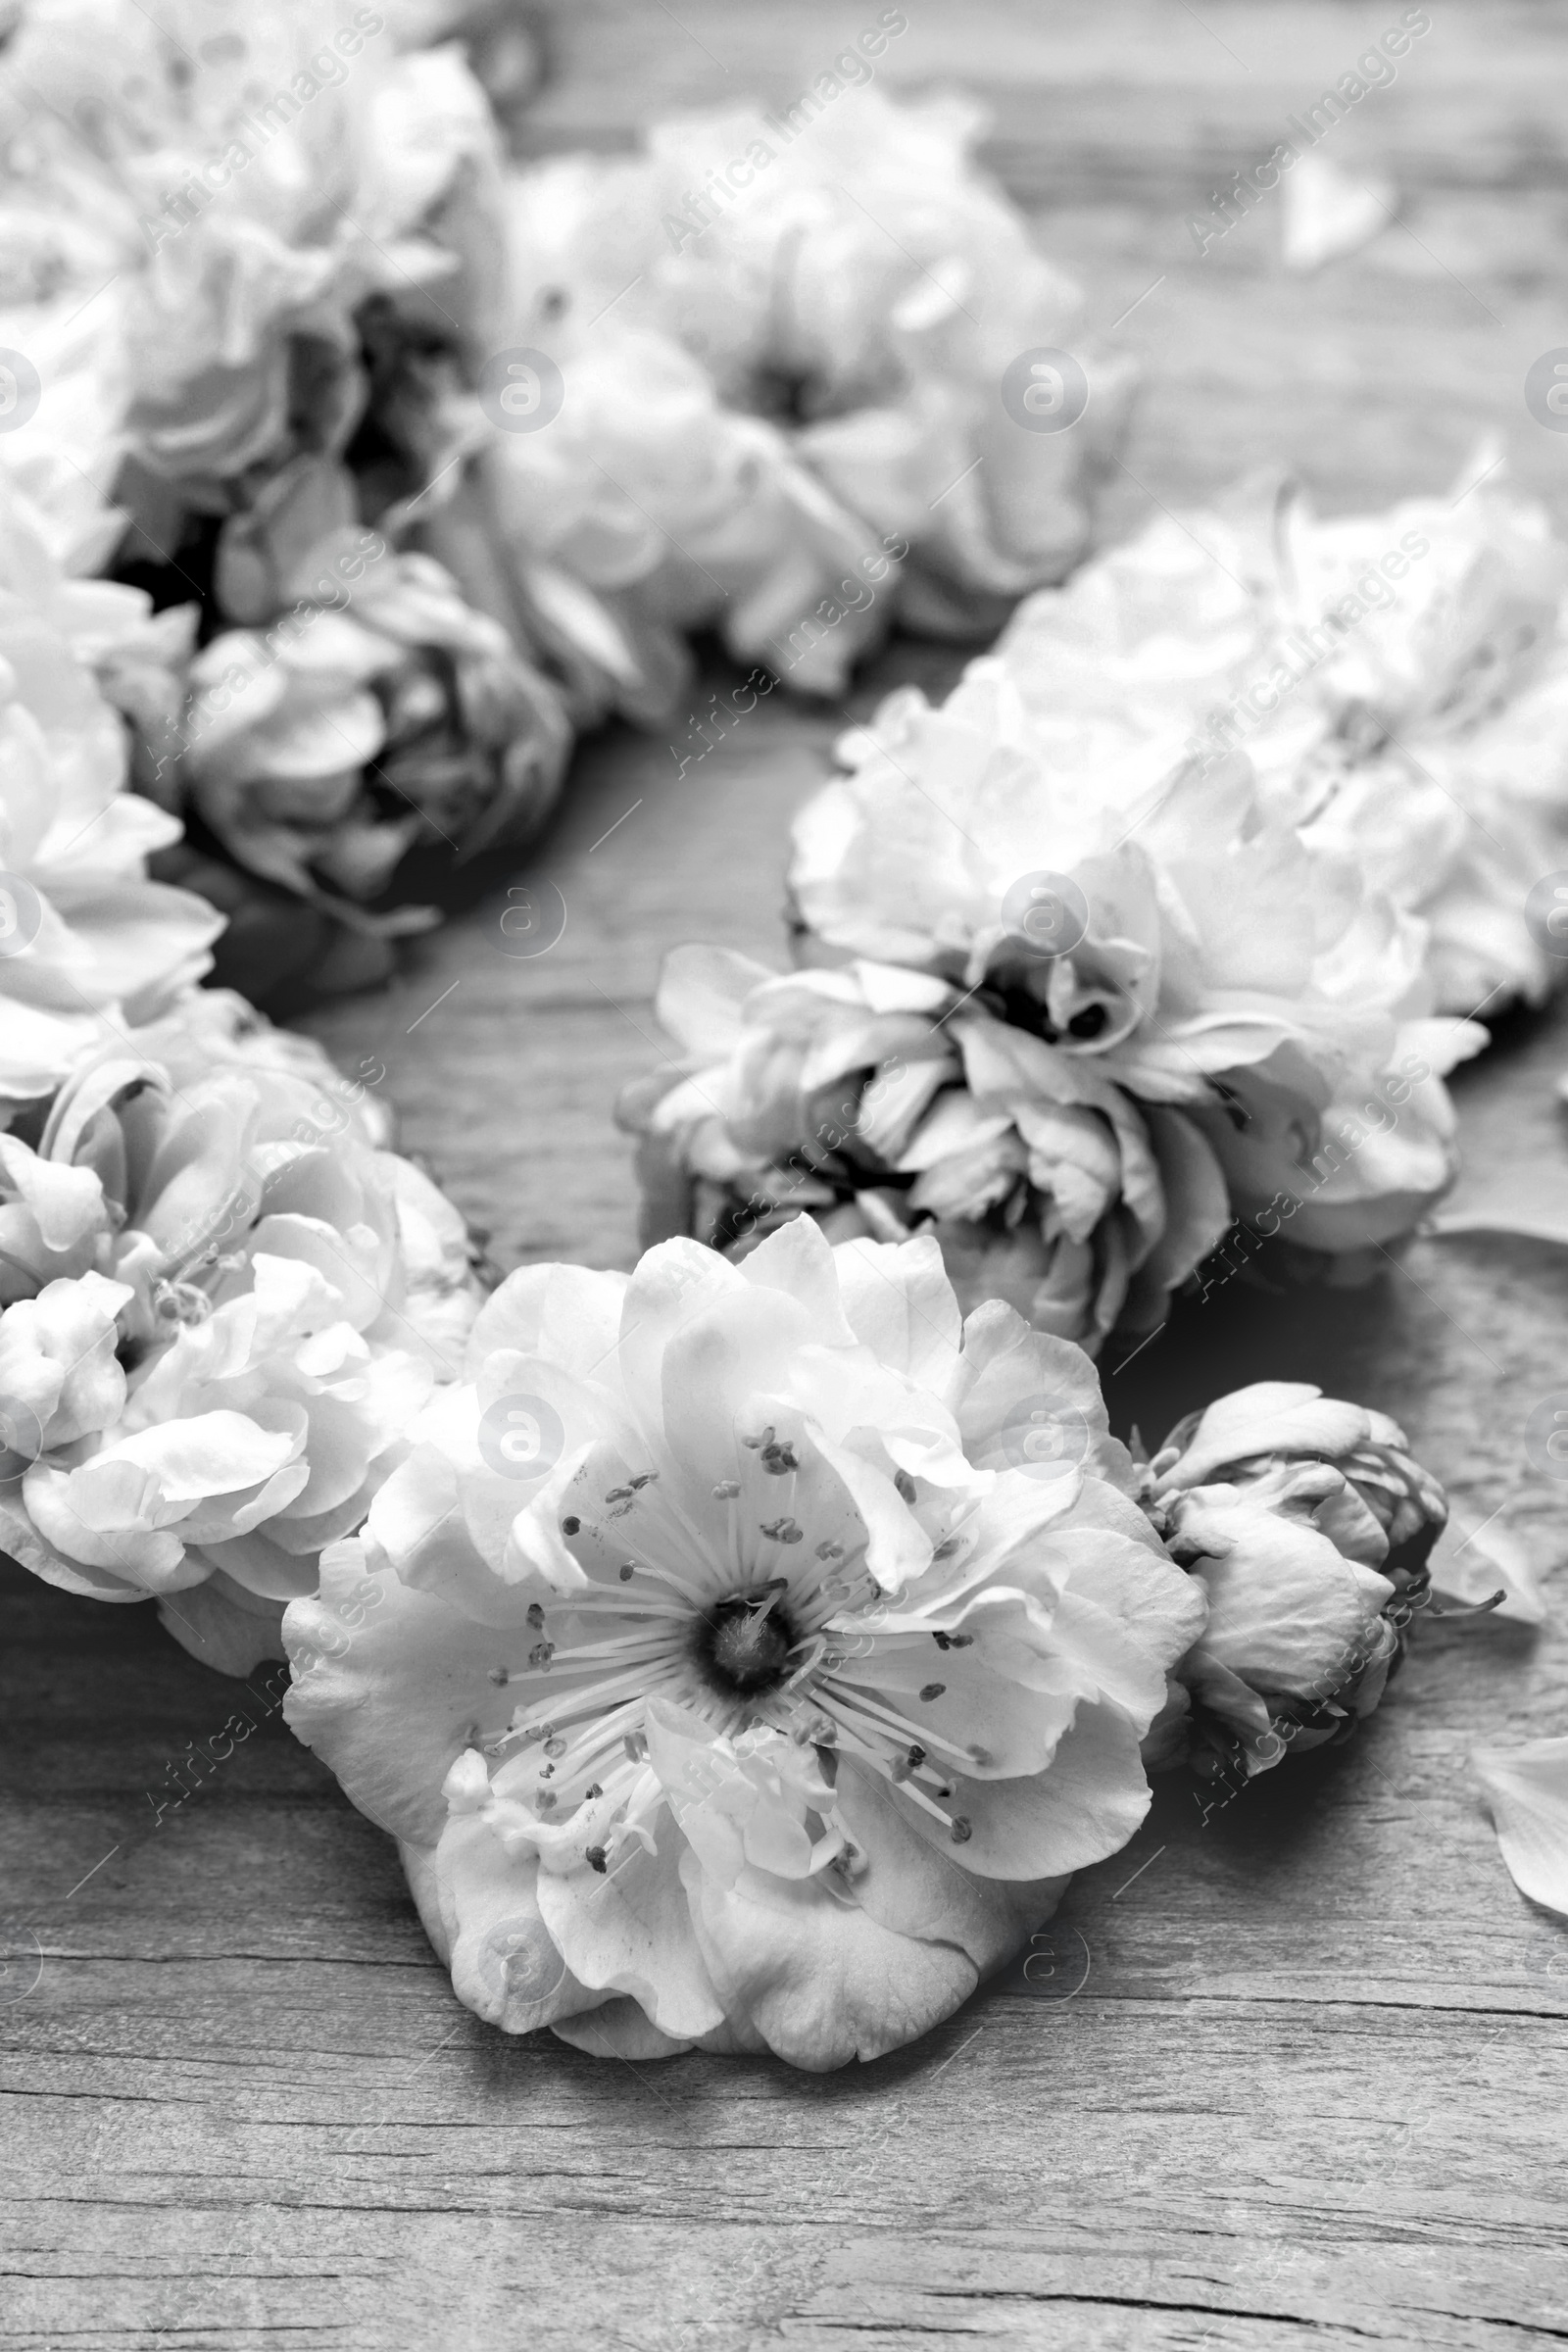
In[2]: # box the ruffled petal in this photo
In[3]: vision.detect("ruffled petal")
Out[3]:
[678,1845,982,2071]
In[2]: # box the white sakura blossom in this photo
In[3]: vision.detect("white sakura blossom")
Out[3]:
[284,1220,1204,2068]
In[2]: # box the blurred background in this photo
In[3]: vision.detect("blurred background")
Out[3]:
[491,0,1565,513]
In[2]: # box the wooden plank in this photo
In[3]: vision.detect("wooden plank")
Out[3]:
[5,2,1568,2345]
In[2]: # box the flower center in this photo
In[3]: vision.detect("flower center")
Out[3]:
[703,1592,796,1694]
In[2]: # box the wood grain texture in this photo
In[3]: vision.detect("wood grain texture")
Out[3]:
[6,2,1568,2345]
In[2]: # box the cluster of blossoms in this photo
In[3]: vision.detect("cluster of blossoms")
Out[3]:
[0,0,571,997]
[464,82,1133,710]
[278,1221,1452,2068]
[994,462,1568,1017]
[0,1,1139,999]
[0,984,482,1672]
[0,0,503,554]
[0,363,492,1664]
[0,0,1544,2080]
[621,653,1482,1353]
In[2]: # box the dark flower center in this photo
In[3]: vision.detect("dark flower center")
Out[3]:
[704,1592,796,1693]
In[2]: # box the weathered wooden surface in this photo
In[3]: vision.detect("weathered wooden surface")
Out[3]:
[6,2,1568,2345]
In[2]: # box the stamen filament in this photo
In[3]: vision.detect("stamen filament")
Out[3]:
[821,1678,975,1765]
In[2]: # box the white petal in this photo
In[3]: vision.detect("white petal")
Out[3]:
[1430,1513,1547,1628]
[1473,1739,1568,1917]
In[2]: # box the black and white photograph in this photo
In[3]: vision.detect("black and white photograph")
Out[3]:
[1,0,1565,2343]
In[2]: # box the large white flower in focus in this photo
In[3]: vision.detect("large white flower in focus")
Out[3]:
[283,1219,1204,2069]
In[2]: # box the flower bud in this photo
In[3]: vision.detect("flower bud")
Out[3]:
[1150,1381,1446,1595]
[1145,1383,1448,1775]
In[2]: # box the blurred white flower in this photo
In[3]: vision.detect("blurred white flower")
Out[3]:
[432,182,903,719]
[0,269,133,577]
[0,527,221,1101]
[474,85,1132,704]
[996,463,1568,1017]
[0,0,506,562]
[430,318,891,719]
